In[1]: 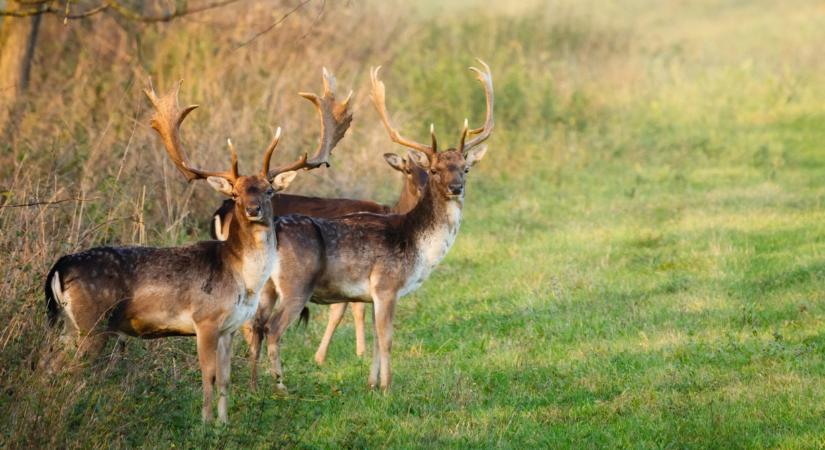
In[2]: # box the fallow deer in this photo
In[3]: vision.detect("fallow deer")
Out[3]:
[211,153,427,367]
[247,59,493,393]
[311,154,429,364]
[42,71,352,423]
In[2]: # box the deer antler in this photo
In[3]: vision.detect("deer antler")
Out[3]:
[369,66,435,157]
[461,58,494,154]
[260,127,282,177]
[267,68,353,179]
[144,79,239,182]
[370,60,493,157]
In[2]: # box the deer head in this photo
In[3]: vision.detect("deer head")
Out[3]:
[145,70,352,224]
[383,152,429,209]
[370,59,493,200]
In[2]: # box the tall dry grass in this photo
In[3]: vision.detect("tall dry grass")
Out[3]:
[0,0,404,442]
[0,0,636,445]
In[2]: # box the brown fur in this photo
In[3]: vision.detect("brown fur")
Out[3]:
[248,147,487,393]
[211,156,428,372]
[43,69,351,423]
[45,176,279,424]
[246,59,493,393]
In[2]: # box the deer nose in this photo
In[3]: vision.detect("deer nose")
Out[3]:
[449,183,463,195]
[245,205,262,217]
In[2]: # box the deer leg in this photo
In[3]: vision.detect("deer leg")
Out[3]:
[266,295,309,395]
[371,293,396,391]
[71,331,110,372]
[102,334,127,372]
[196,326,219,423]
[244,281,277,390]
[241,321,263,391]
[41,319,76,374]
[315,302,348,365]
[216,332,233,424]
[368,304,380,389]
[352,302,367,357]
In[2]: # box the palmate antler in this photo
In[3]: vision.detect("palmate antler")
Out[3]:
[146,69,352,184]
[144,80,250,183]
[267,68,354,179]
[369,58,494,157]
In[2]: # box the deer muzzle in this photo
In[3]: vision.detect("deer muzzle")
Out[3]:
[245,205,263,220]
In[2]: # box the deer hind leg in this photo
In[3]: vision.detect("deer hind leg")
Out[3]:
[266,293,310,395]
[41,311,77,374]
[41,279,82,373]
[352,302,367,357]
[216,332,234,424]
[72,297,113,365]
[73,332,111,372]
[196,325,219,423]
[315,302,348,365]
[369,292,397,392]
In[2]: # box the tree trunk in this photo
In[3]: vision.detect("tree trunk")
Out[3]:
[0,1,42,139]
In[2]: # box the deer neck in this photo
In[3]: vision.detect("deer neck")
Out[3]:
[221,207,277,297]
[404,180,463,265]
[392,180,420,214]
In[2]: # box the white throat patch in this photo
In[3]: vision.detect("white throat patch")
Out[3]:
[400,200,463,297]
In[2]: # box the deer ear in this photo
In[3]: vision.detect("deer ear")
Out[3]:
[383,153,406,172]
[271,171,298,191]
[407,150,430,169]
[207,176,234,196]
[214,213,232,241]
[465,144,488,168]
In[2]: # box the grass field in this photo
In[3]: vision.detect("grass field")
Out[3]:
[3,0,825,447]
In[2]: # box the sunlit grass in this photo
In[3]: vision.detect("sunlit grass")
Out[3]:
[3,0,825,447]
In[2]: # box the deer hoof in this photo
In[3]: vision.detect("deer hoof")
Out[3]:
[314,352,325,365]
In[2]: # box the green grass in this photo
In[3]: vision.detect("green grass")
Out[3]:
[4,0,825,448]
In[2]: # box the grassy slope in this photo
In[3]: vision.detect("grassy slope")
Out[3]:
[3,0,825,448]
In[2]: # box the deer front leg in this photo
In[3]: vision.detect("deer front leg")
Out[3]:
[242,316,267,391]
[243,282,277,390]
[374,295,396,391]
[352,302,367,357]
[266,296,308,394]
[196,326,219,423]
[368,304,380,389]
[368,293,397,391]
[315,302,348,365]
[216,332,234,424]
[240,322,261,390]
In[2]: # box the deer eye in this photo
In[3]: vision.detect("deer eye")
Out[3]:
[266,188,274,196]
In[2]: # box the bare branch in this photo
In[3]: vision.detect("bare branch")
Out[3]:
[0,196,100,208]
[235,0,312,48]
[1,2,106,18]
[63,3,109,18]
[0,0,239,22]
[103,0,241,23]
